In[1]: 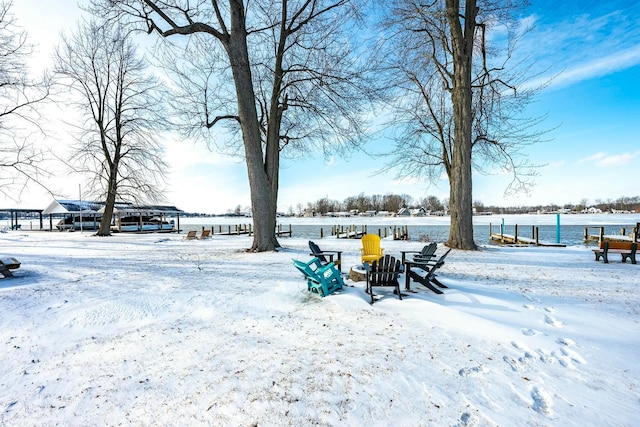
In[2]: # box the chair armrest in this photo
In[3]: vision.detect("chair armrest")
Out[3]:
[401,250,420,263]
[318,262,337,273]
[413,254,436,261]
[309,252,335,262]
[319,250,342,255]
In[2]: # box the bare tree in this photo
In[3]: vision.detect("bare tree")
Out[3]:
[379,0,548,249]
[54,19,167,236]
[423,195,444,212]
[0,0,50,200]
[89,0,370,251]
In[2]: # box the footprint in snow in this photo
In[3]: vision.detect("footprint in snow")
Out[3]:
[531,387,553,415]
[522,328,541,336]
[560,347,587,365]
[556,337,576,347]
[536,348,557,365]
[544,314,563,328]
[503,355,521,372]
[552,351,576,369]
[456,412,480,427]
[459,365,486,377]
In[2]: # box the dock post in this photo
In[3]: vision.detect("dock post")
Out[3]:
[514,224,518,244]
[599,227,604,242]
[584,227,588,240]
[621,227,626,236]
[556,213,560,244]
[535,227,539,245]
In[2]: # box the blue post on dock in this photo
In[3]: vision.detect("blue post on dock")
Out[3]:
[501,218,505,235]
[556,213,560,244]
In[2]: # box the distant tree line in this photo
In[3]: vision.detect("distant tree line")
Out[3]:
[299,192,445,215]
[298,193,640,216]
[474,196,640,214]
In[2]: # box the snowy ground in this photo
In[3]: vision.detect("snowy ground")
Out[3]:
[0,229,638,426]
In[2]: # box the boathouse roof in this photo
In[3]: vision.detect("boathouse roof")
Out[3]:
[42,200,183,215]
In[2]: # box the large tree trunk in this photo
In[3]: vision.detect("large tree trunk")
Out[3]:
[97,172,117,236]
[446,0,478,250]
[227,1,279,251]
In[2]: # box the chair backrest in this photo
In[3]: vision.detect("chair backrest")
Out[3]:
[434,248,452,266]
[420,243,438,258]
[200,229,211,238]
[308,241,327,263]
[370,255,401,285]
[293,259,318,279]
[361,234,382,255]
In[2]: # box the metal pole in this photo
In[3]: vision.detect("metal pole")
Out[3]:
[79,184,83,233]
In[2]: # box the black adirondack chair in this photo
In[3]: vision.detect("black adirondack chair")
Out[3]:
[403,249,452,294]
[309,240,343,272]
[364,254,402,304]
[401,242,437,264]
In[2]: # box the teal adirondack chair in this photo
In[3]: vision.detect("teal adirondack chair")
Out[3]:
[292,257,344,297]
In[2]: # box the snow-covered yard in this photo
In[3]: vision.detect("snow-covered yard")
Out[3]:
[1,230,638,426]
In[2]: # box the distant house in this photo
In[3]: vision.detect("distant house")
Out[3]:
[397,207,427,217]
[582,207,602,214]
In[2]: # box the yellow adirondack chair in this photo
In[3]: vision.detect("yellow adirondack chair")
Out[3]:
[361,234,384,264]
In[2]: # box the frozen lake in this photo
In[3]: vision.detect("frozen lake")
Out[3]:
[176,213,640,246]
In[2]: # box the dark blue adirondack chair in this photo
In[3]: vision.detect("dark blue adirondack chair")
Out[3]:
[309,240,343,272]
[293,257,344,297]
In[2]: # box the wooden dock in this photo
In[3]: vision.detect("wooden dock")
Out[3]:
[327,225,409,240]
[209,224,292,237]
[333,225,367,239]
[584,224,639,242]
[489,223,566,247]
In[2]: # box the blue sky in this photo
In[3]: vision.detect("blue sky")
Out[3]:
[6,0,640,214]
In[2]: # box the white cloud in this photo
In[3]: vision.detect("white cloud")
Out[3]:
[595,151,639,167]
[552,46,640,89]
[578,152,607,163]
[578,151,639,167]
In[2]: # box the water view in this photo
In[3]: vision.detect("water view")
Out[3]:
[176,213,640,247]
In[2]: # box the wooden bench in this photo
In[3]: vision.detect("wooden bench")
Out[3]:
[0,257,21,278]
[592,241,637,264]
